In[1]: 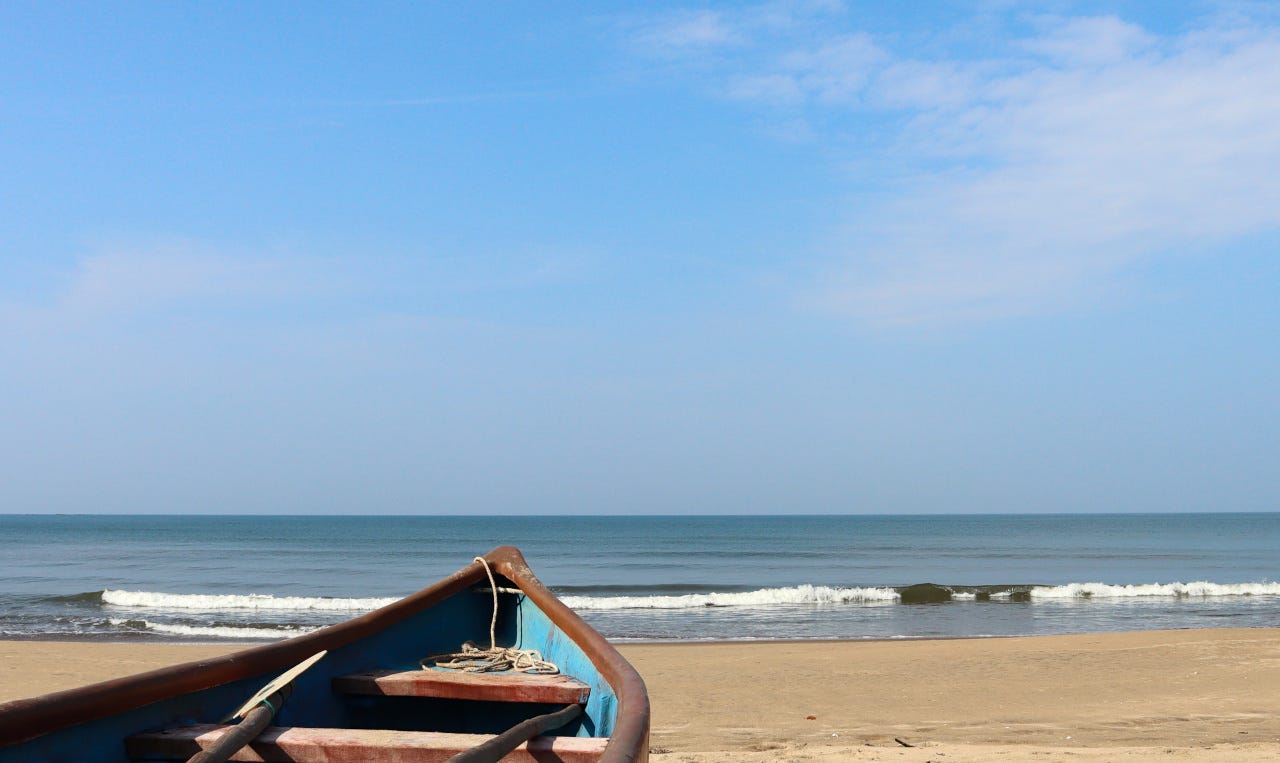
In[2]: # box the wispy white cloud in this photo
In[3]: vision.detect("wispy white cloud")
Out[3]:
[1020,15,1157,65]
[727,73,806,105]
[776,34,886,104]
[629,7,1280,325]
[633,9,746,55]
[834,21,1280,324]
[629,0,845,57]
[60,249,280,315]
[873,59,978,111]
[353,90,569,107]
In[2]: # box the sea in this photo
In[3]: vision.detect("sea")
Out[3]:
[1,513,1277,643]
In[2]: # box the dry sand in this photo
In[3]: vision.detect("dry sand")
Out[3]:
[2,629,1278,762]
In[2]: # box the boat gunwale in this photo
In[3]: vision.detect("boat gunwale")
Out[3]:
[0,546,650,762]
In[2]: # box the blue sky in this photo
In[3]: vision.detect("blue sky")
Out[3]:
[1,1,1277,514]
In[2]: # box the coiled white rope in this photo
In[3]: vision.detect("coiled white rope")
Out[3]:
[420,556,560,675]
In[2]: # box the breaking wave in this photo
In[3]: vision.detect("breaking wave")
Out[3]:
[562,580,1280,611]
[1028,581,1280,599]
[107,618,316,640]
[562,584,901,610]
[92,580,1280,616]
[101,590,399,612]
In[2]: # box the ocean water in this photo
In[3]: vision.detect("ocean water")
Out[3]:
[0,513,1276,643]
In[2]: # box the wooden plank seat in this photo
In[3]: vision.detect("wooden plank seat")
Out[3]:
[333,669,592,705]
[126,724,609,763]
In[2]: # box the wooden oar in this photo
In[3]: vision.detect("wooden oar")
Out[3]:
[221,650,327,723]
[184,684,290,763]
[444,703,583,763]
[185,650,327,763]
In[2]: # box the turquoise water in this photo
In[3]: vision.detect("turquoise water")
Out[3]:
[0,513,1276,642]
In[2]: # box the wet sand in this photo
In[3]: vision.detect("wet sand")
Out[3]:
[3,628,1278,761]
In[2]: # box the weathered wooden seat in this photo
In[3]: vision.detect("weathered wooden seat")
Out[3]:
[125,724,609,763]
[332,669,592,705]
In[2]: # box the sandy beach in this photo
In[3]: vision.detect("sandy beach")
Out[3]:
[2,629,1278,761]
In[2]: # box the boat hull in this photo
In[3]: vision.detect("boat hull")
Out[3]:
[0,546,649,762]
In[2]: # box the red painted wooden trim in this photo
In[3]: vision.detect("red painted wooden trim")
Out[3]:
[487,548,650,763]
[125,723,609,763]
[333,669,592,704]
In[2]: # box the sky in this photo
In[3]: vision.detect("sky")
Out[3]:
[1,1,1277,515]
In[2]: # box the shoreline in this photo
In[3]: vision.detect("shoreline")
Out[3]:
[3,628,1278,761]
[0,632,1014,646]
[0,628,1162,647]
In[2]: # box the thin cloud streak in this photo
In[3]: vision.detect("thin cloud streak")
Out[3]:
[368,90,571,107]
[0,242,601,340]
[636,9,746,53]
[0,245,337,333]
[627,1,845,57]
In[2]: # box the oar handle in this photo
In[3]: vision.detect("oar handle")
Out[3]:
[185,684,292,763]
[444,703,583,763]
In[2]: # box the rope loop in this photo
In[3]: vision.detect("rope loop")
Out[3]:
[420,556,560,676]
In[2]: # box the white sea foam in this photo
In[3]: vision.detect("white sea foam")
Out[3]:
[561,580,1280,610]
[1029,581,1280,599]
[101,589,399,612]
[561,584,900,611]
[108,618,315,640]
[99,580,1280,616]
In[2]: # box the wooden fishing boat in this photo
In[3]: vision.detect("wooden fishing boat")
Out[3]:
[0,546,650,762]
